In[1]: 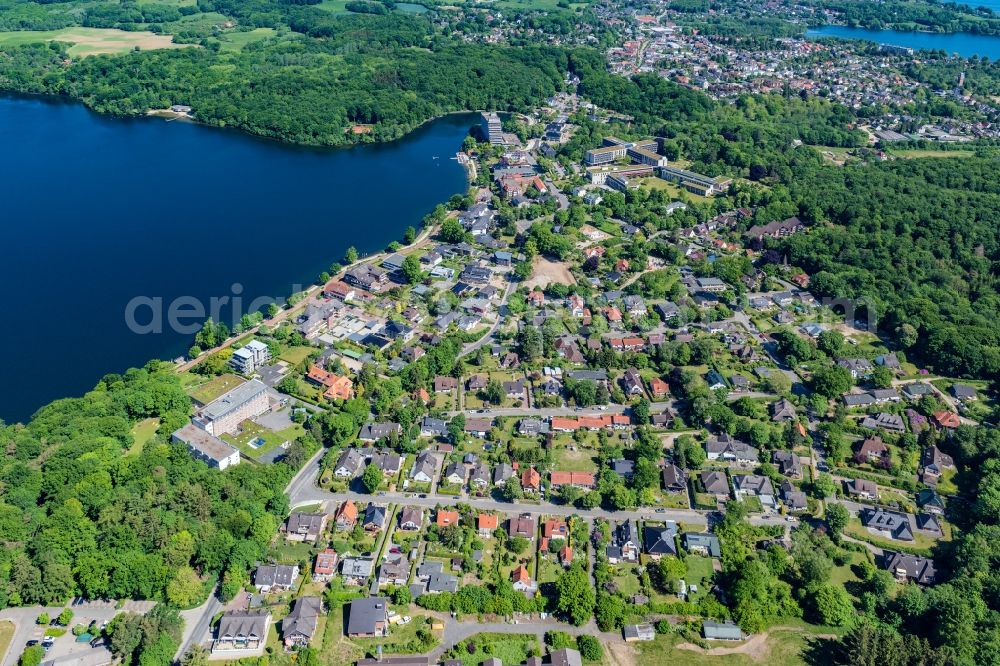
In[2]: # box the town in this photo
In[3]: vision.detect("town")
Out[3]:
[5,86,982,666]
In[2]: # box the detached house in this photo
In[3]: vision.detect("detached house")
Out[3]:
[283,512,328,543]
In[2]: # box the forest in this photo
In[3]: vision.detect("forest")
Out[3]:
[0,362,302,641]
[0,12,568,145]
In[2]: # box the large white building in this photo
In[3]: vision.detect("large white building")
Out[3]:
[172,423,241,470]
[194,379,270,436]
[230,340,271,375]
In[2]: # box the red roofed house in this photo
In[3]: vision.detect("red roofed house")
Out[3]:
[436,510,459,528]
[521,467,541,493]
[549,471,596,489]
[542,519,568,540]
[314,548,339,581]
[323,279,356,301]
[306,365,354,401]
[559,545,573,566]
[933,411,961,429]
[478,513,499,537]
[511,564,536,593]
[648,377,669,398]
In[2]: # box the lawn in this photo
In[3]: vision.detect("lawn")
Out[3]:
[638,177,711,204]
[269,539,316,565]
[891,148,974,159]
[550,438,600,473]
[189,373,245,404]
[221,420,300,460]
[129,418,160,455]
[218,27,278,52]
[611,569,642,597]
[279,345,315,365]
[443,633,541,666]
[0,28,192,56]
[683,555,716,603]
[0,621,14,666]
[633,625,835,666]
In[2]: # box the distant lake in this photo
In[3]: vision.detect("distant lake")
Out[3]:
[807,24,1000,59]
[0,97,473,423]
[396,3,429,13]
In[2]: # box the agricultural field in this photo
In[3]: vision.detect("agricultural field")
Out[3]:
[0,28,192,56]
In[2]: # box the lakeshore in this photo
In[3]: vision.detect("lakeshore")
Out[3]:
[0,96,473,423]
[807,24,1000,59]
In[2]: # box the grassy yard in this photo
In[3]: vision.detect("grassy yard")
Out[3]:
[189,373,245,404]
[845,518,940,555]
[0,28,192,56]
[443,633,541,666]
[891,148,974,159]
[684,555,716,602]
[129,417,160,455]
[638,177,711,204]
[279,345,315,365]
[218,27,278,51]
[0,621,14,666]
[221,420,300,460]
[269,539,316,565]
[633,625,837,666]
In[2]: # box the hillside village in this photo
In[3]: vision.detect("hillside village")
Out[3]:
[139,89,994,666]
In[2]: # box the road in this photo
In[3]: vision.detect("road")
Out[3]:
[459,279,515,359]
[288,453,789,529]
[175,588,222,661]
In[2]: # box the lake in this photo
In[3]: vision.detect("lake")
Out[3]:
[0,96,473,424]
[807,24,1000,59]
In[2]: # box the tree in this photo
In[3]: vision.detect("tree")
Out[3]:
[825,503,850,541]
[344,246,359,264]
[166,566,203,608]
[577,635,603,661]
[811,366,853,399]
[811,583,855,626]
[180,645,209,666]
[817,330,845,357]
[36,614,49,625]
[594,593,626,631]
[555,566,596,626]
[507,536,529,555]
[871,366,893,389]
[482,380,504,405]
[401,255,423,284]
[361,463,382,494]
[632,458,659,490]
[440,217,466,243]
[392,585,411,605]
[56,609,73,626]
[19,646,44,666]
[813,473,836,499]
[502,476,523,502]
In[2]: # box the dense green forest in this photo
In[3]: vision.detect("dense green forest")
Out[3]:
[0,11,567,145]
[0,362,300,620]
[805,0,1000,35]
[776,158,1000,380]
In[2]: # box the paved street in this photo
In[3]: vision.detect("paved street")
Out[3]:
[175,587,222,661]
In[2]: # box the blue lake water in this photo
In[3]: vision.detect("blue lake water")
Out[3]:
[0,97,473,423]
[807,24,1000,59]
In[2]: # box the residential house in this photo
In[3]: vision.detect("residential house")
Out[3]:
[643,522,678,559]
[861,413,906,434]
[861,508,914,541]
[607,520,639,564]
[358,422,402,442]
[732,474,775,503]
[420,417,448,439]
[469,462,491,489]
[855,436,889,465]
[398,507,423,531]
[705,435,758,466]
[511,565,537,594]
[372,451,403,477]
[346,598,389,637]
[313,549,339,581]
[340,557,375,585]
[508,514,536,540]
[442,462,466,486]
[701,471,731,498]
[521,467,541,493]
[493,463,515,485]
[478,513,499,537]
[661,464,687,493]
[253,564,299,593]
[363,504,386,532]
[214,611,271,653]
[621,368,644,396]
[845,478,878,501]
[770,398,797,423]
[648,376,669,399]
[334,449,365,478]
[436,510,459,528]
[434,376,458,393]
[464,418,492,438]
[920,446,955,486]
[779,479,808,511]
[683,533,721,558]
[549,471,596,489]
[882,552,937,585]
[624,624,656,642]
[771,451,802,478]
[932,411,961,429]
[283,513,328,543]
[951,384,977,402]
[837,357,874,379]
[334,501,358,530]
[282,597,322,648]
[410,451,438,483]
[378,557,410,587]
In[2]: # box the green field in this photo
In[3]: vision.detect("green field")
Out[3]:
[638,177,711,204]
[443,633,541,666]
[0,621,14,666]
[129,418,161,455]
[0,28,192,57]
[891,148,974,159]
[219,27,279,52]
[188,373,245,405]
[635,624,838,666]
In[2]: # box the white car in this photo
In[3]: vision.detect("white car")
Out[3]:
[399,616,412,625]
